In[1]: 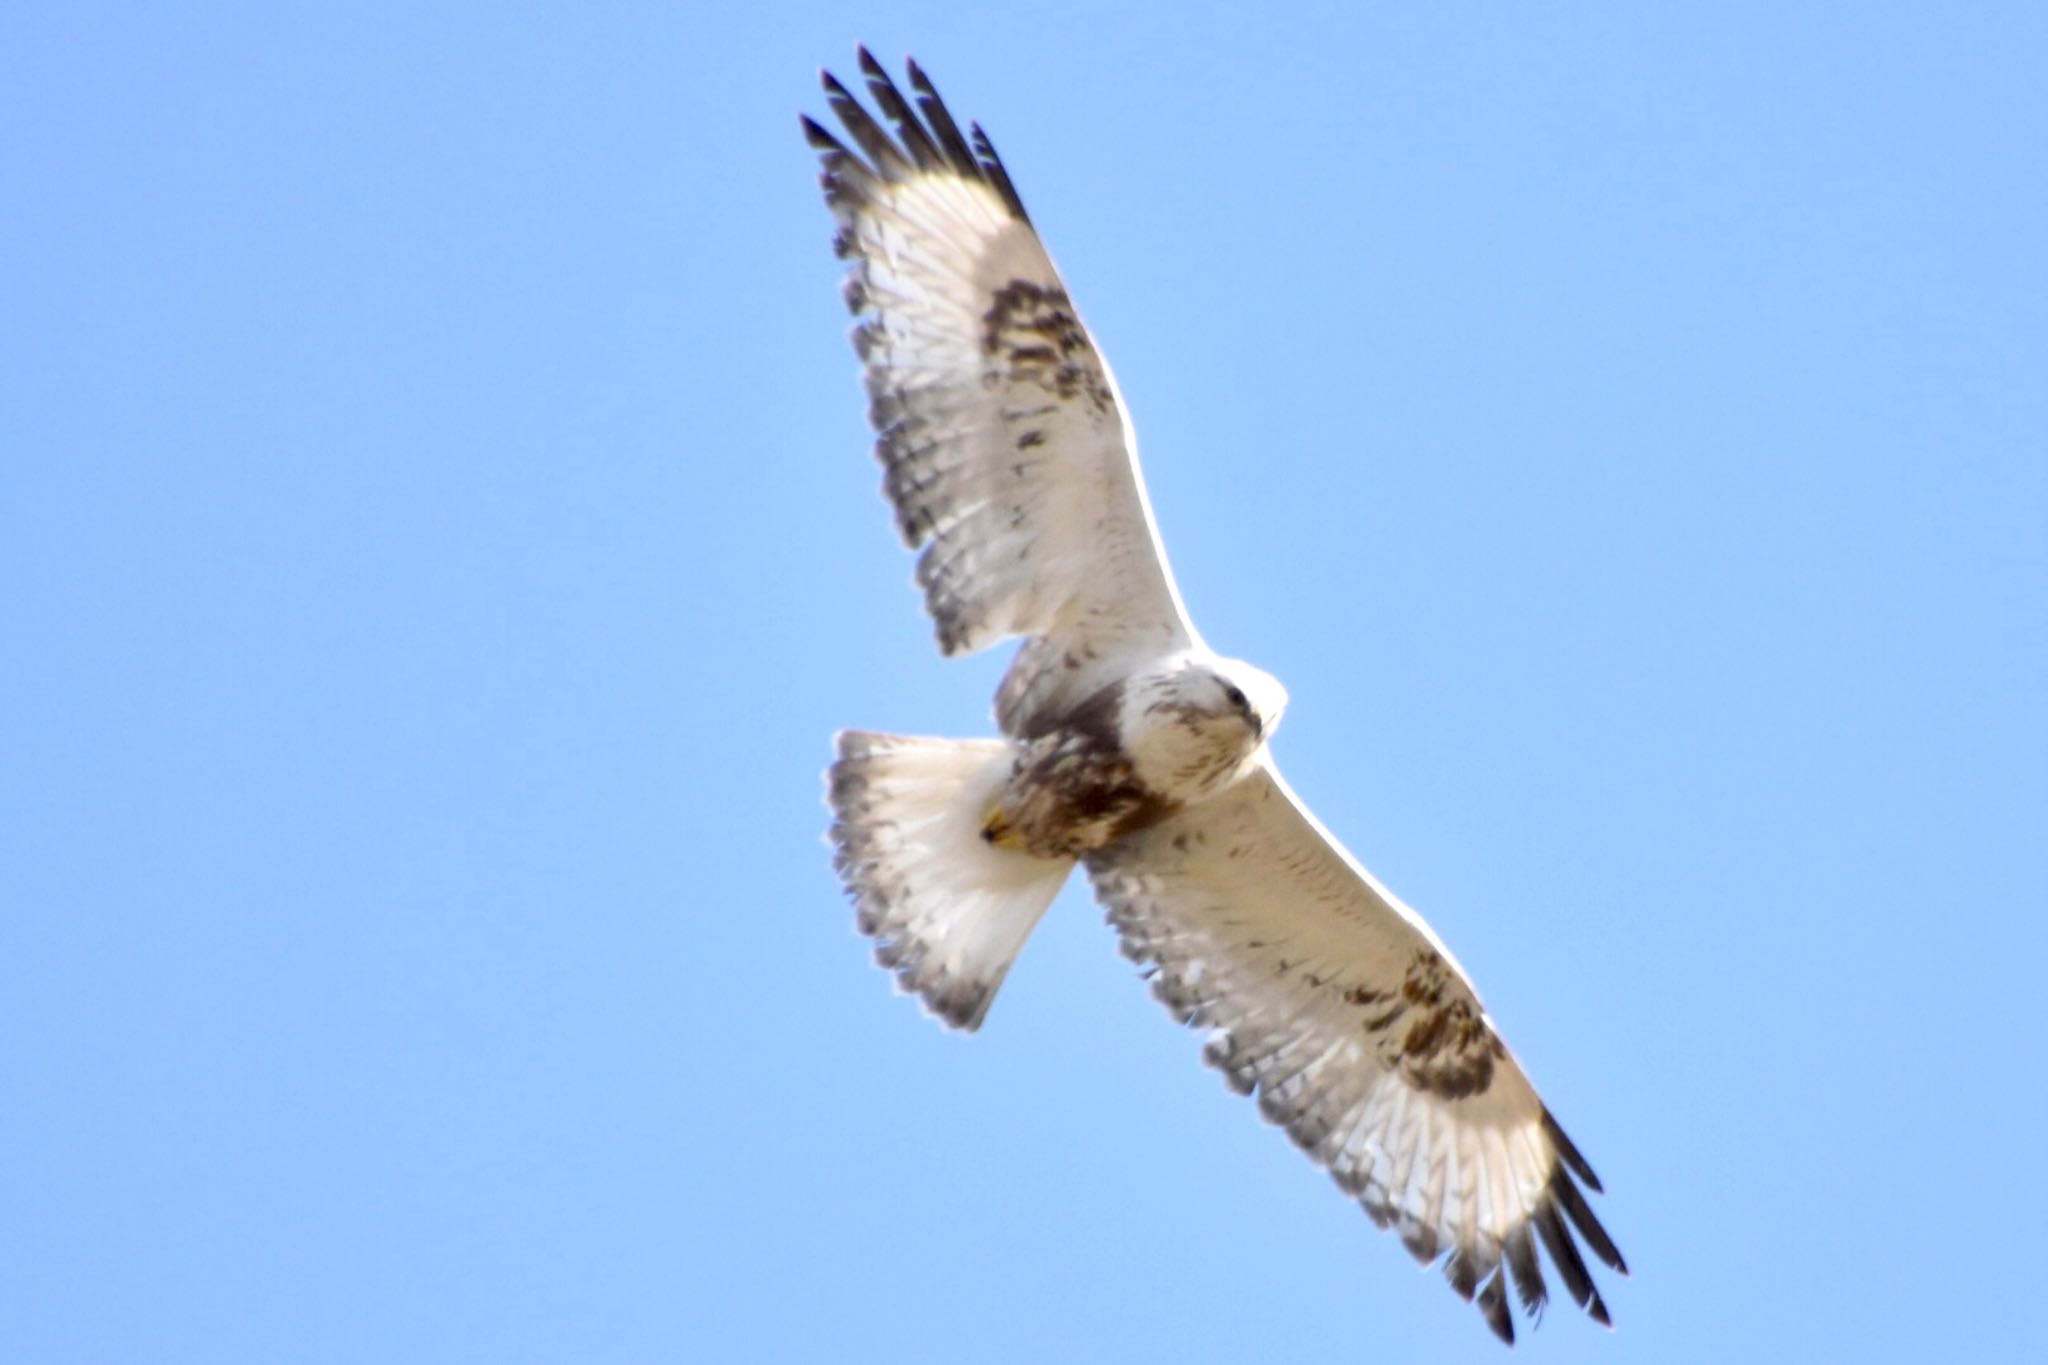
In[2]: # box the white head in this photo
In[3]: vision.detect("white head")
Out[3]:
[1205,655,1290,747]
[1118,653,1290,803]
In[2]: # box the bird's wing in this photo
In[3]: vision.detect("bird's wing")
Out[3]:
[805,51,1196,737]
[1087,760,1626,1344]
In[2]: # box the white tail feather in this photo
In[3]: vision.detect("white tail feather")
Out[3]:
[827,730,1073,1029]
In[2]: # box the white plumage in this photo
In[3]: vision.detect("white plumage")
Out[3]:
[828,731,1066,1029]
[807,50,1625,1344]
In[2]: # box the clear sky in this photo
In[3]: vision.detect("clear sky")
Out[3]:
[5,3,2044,1361]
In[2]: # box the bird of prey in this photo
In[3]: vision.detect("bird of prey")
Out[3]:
[806,50,1626,1344]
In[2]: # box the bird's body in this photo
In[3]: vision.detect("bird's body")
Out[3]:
[978,653,1283,856]
[806,50,1627,1345]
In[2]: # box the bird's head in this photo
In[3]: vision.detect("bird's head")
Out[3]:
[1116,653,1290,803]
[1205,656,1289,747]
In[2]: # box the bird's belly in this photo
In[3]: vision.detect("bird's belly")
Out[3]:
[980,731,1179,859]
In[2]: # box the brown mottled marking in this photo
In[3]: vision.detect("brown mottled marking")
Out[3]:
[1402,950,1450,1006]
[1362,999,1408,1032]
[980,719,1178,859]
[1375,949,1500,1099]
[981,279,1114,410]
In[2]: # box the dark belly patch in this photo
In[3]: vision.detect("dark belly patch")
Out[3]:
[982,729,1177,858]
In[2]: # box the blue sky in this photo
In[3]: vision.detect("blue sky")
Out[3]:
[4,3,2044,1361]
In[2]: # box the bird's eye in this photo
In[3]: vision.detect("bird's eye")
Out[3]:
[1224,684,1248,710]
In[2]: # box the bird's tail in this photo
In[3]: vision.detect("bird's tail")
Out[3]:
[826,730,1073,1030]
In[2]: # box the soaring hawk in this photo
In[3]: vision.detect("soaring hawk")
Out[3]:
[807,50,1626,1344]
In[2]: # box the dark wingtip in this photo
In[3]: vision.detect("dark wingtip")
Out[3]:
[1542,1109,1602,1192]
[1443,1252,1481,1303]
[968,120,1029,221]
[799,114,842,151]
[1503,1223,1548,1317]
[855,48,942,172]
[1476,1272,1515,1346]
[1550,1162,1627,1273]
[1532,1204,1601,1325]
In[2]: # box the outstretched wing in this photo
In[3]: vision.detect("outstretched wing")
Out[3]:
[804,51,1195,737]
[1088,762,1626,1345]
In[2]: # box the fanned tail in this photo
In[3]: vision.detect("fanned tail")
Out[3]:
[826,731,1073,1029]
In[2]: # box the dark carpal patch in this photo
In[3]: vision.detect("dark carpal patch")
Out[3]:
[805,49,1030,226]
[982,280,1114,411]
[990,722,1178,858]
[1352,949,1503,1100]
